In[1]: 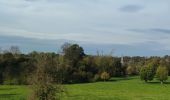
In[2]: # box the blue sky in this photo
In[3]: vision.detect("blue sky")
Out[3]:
[0,0,170,56]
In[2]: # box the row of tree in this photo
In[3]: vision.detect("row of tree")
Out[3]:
[0,44,170,85]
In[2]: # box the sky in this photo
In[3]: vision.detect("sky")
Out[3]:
[0,0,170,56]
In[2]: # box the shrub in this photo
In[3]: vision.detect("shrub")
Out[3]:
[100,72,110,81]
[93,74,100,82]
[29,54,63,100]
[126,66,137,75]
[29,69,61,100]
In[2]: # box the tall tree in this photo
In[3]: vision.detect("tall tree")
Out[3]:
[62,43,85,66]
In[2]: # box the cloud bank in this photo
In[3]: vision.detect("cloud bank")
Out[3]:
[0,0,170,56]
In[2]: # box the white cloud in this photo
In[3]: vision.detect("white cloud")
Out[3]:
[1,25,170,50]
[0,0,170,52]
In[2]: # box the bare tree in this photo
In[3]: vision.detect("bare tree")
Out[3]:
[0,47,2,54]
[9,46,21,54]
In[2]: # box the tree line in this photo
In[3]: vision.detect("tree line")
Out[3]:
[0,44,170,85]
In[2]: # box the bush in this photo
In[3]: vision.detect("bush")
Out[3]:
[100,72,110,81]
[29,54,63,100]
[86,72,94,82]
[29,70,61,100]
[93,74,100,82]
[126,66,137,75]
[72,71,94,83]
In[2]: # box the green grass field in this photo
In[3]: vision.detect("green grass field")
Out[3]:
[0,85,29,100]
[1,76,170,100]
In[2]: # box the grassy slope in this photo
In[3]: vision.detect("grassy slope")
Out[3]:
[62,76,170,100]
[0,85,29,100]
[1,76,170,100]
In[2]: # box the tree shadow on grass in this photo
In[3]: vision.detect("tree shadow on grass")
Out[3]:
[0,88,19,99]
[64,76,138,84]
[0,88,17,91]
[147,81,170,84]
[0,93,18,98]
[108,76,138,82]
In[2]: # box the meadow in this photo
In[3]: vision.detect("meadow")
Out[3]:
[1,76,170,100]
